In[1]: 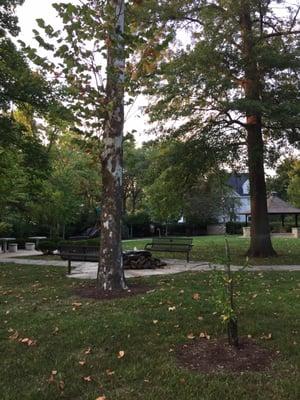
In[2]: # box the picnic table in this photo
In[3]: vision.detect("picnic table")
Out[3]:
[0,238,16,253]
[28,236,47,247]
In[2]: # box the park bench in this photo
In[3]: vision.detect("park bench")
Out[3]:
[144,237,193,262]
[60,245,99,274]
[59,245,164,274]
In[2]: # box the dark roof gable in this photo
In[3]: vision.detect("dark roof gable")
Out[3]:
[227,173,249,196]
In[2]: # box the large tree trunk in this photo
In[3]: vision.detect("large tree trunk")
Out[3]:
[246,120,276,256]
[239,1,276,257]
[97,0,127,290]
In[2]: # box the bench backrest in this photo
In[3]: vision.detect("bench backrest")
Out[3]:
[151,237,193,246]
[59,245,99,260]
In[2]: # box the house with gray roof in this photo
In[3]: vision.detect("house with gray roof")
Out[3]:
[225,173,251,222]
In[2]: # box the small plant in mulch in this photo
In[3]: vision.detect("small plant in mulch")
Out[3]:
[176,238,278,374]
[210,238,243,347]
[176,337,278,374]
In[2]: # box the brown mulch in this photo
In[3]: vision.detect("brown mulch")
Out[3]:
[73,283,155,301]
[176,337,278,374]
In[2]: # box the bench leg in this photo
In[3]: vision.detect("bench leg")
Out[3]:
[68,260,71,274]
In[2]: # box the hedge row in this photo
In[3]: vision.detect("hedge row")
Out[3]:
[38,239,100,255]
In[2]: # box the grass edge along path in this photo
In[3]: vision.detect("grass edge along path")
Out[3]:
[14,235,300,267]
[123,235,300,266]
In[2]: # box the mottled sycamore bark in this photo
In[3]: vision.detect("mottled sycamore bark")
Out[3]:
[97,0,127,290]
[239,1,276,257]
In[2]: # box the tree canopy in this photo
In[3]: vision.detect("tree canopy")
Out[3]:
[1,0,299,266]
[140,0,300,256]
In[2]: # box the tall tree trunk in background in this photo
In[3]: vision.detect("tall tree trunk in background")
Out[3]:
[97,0,127,290]
[240,1,277,257]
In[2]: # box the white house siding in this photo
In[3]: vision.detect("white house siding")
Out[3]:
[217,179,251,223]
[236,195,250,222]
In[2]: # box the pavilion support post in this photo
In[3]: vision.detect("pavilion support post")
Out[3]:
[295,214,298,228]
[245,214,248,226]
[281,214,285,228]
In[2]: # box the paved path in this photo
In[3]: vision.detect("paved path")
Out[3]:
[0,250,300,279]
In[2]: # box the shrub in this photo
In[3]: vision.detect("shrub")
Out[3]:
[58,238,100,247]
[270,222,292,233]
[123,212,152,238]
[38,240,58,255]
[226,222,245,235]
[0,222,12,236]
[16,238,27,250]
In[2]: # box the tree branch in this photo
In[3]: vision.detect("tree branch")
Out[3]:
[289,6,300,32]
[263,30,300,39]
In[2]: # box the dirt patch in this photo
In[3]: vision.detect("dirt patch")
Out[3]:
[176,337,278,374]
[73,283,155,301]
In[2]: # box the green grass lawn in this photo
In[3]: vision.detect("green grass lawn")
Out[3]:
[0,264,299,399]
[122,236,300,266]
[17,235,300,266]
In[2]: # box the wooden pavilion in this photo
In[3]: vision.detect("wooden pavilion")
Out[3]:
[241,192,300,227]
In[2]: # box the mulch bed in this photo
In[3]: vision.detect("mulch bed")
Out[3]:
[176,337,278,374]
[73,283,155,301]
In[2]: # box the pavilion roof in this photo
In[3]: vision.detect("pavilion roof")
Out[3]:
[241,192,300,215]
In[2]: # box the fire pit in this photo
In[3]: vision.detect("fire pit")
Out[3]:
[123,250,167,270]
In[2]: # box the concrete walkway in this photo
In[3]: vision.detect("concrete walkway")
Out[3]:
[0,250,300,279]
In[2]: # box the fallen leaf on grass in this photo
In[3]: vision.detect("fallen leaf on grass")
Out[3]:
[199,332,211,339]
[72,302,82,307]
[168,306,176,311]
[192,293,200,301]
[48,370,58,384]
[260,333,272,340]
[84,347,92,355]
[9,331,37,347]
[95,396,106,400]
[146,289,156,294]
[152,320,158,324]
[117,350,125,359]
[83,376,92,382]
[78,361,86,366]
[8,330,19,340]
[20,338,37,347]
[187,333,195,340]
[53,327,59,335]
[106,369,115,376]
